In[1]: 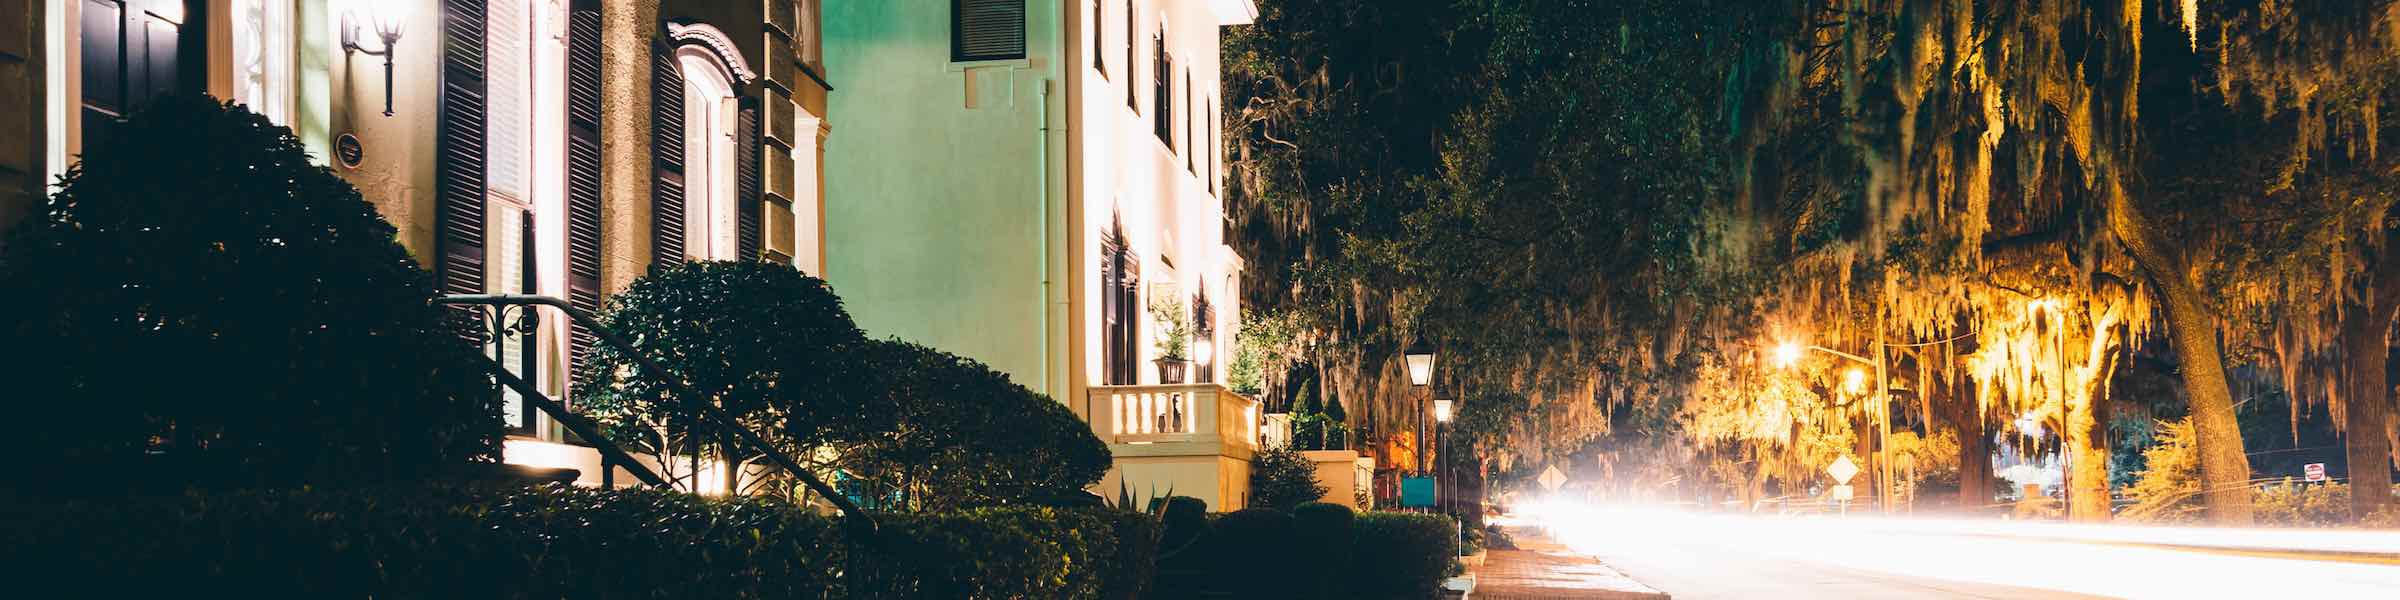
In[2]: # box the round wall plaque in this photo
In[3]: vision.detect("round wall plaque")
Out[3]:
[336,133,365,168]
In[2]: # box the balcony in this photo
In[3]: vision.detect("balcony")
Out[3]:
[1087,383,1260,510]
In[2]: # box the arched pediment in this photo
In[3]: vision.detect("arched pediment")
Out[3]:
[666,21,757,86]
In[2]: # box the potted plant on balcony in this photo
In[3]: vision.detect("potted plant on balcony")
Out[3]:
[1150,295,1193,384]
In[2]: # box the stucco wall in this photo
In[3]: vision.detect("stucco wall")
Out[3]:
[823,0,1065,395]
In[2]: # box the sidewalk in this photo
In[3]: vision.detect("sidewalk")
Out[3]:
[1465,527,1668,600]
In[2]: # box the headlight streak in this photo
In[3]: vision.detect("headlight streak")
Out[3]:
[1513,498,2400,599]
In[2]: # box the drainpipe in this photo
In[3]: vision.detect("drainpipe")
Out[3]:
[1038,79,1055,397]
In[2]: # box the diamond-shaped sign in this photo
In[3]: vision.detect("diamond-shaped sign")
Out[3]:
[1826,455,1860,485]
[1539,465,1568,491]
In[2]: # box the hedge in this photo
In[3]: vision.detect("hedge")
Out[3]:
[0,483,1153,600]
[1150,503,1457,600]
[1350,511,1462,598]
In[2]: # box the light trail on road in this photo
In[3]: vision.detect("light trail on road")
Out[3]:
[1512,501,2400,599]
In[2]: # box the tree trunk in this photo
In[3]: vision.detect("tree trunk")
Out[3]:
[2342,303,2397,520]
[2106,185,2254,524]
[1951,378,1994,512]
[2066,373,2113,522]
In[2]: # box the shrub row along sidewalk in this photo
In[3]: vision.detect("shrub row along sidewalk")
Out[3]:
[1,484,1152,599]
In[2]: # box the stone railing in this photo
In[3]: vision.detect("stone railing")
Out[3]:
[1089,383,1259,450]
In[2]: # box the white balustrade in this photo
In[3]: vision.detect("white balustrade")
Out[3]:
[1089,383,1260,449]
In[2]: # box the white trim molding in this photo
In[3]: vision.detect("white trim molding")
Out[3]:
[665,21,757,85]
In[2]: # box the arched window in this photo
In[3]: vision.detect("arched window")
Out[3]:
[677,45,741,261]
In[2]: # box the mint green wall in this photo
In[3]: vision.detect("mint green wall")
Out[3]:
[823,1,1063,393]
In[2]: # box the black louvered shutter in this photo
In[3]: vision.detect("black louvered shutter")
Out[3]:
[437,0,489,332]
[650,38,687,268]
[736,97,763,261]
[566,0,604,375]
[952,0,1026,62]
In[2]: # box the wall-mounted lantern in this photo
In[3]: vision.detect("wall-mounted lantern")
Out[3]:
[341,3,407,117]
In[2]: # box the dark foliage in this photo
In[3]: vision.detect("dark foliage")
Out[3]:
[0,483,1148,599]
[1155,495,1210,553]
[1150,505,1452,600]
[1248,445,1328,511]
[572,261,876,481]
[0,96,500,495]
[1292,502,1358,598]
[1349,511,1461,598]
[838,339,1112,510]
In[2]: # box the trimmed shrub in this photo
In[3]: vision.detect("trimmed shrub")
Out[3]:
[0,95,500,495]
[838,339,1112,511]
[1156,495,1211,553]
[1351,512,1460,599]
[1293,502,1357,598]
[575,260,878,491]
[1249,445,1329,511]
[0,483,1146,599]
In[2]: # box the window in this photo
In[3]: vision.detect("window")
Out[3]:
[230,0,294,124]
[678,47,744,260]
[1091,0,1105,77]
[1124,0,1136,111]
[484,0,571,433]
[1185,69,1195,173]
[1152,27,1171,146]
[797,1,822,67]
[1102,219,1140,385]
[952,0,1025,62]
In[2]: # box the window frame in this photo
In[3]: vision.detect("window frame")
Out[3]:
[951,0,1028,63]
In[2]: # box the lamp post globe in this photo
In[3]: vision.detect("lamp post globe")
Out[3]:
[1405,338,1436,387]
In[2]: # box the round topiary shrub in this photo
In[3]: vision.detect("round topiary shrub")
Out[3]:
[1249,445,1328,511]
[837,339,1111,510]
[1156,495,1211,552]
[573,260,876,493]
[0,96,501,494]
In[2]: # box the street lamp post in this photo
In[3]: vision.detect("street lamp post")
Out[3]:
[1405,338,1437,511]
[1776,340,1893,514]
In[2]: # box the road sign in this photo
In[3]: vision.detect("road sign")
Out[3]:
[1830,484,1855,501]
[1539,465,1568,491]
[2305,463,2327,482]
[1402,477,1436,507]
[1827,455,1860,485]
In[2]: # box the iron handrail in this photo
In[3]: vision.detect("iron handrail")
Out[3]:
[481,359,668,488]
[437,294,874,528]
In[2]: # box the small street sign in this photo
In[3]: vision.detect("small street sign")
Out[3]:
[1830,484,1854,501]
[2305,463,2327,483]
[1539,465,1568,491]
[1827,455,1860,485]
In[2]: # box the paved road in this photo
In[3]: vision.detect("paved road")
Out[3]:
[1518,505,2400,599]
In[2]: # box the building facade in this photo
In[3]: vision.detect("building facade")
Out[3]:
[825,0,1259,509]
[5,0,830,485]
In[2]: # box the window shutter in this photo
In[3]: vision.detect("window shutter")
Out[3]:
[736,97,763,262]
[437,0,490,331]
[566,0,604,374]
[650,37,687,268]
[952,0,1026,62]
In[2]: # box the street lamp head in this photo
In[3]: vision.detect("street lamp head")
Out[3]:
[1404,337,1436,387]
[1843,367,1867,395]
[1434,399,1454,423]
[1772,341,1803,369]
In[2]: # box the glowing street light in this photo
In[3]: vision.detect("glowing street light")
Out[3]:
[1434,399,1454,423]
[1844,368,1868,395]
[1405,337,1437,387]
[1773,341,1804,368]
